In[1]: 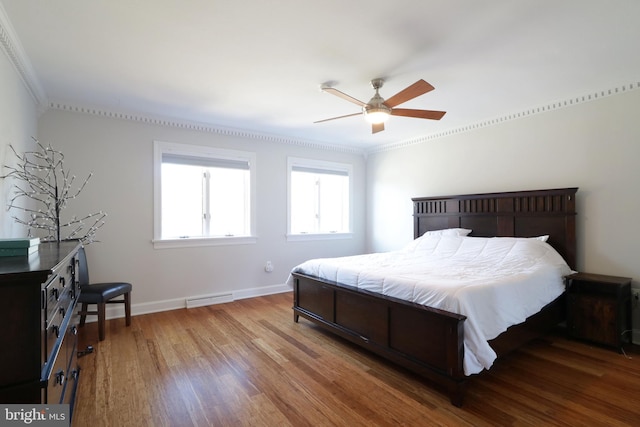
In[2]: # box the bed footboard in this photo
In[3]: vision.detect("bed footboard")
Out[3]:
[292,272,467,406]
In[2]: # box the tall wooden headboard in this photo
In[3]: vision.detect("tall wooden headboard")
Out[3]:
[412,188,578,269]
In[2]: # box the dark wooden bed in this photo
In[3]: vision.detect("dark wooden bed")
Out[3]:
[292,187,577,406]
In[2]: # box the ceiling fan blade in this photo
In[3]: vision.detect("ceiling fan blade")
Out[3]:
[322,87,367,107]
[314,112,362,123]
[383,80,435,108]
[391,108,446,120]
[372,122,385,134]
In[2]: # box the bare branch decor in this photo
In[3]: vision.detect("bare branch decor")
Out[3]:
[1,139,106,243]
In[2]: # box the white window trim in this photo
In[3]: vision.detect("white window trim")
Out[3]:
[286,157,353,242]
[153,140,257,249]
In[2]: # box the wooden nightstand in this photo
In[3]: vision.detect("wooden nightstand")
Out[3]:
[565,272,632,351]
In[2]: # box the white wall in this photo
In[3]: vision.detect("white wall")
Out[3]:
[366,88,640,342]
[37,110,367,313]
[0,37,38,237]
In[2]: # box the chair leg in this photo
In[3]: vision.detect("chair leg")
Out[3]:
[79,302,88,326]
[124,292,131,327]
[98,302,106,341]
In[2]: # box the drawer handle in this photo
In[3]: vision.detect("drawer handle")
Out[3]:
[72,325,78,335]
[59,277,66,287]
[78,345,94,358]
[54,369,65,386]
[59,307,66,318]
[50,288,59,301]
[50,325,60,338]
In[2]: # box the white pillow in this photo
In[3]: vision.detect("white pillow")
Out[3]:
[402,228,472,252]
[423,228,472,237]
[534,235,549,242]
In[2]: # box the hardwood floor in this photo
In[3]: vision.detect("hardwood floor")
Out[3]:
[73,292,640,426]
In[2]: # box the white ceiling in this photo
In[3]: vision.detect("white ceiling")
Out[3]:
[2,1,640,150]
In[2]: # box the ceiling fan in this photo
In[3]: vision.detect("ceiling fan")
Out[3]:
[315,78,446,134]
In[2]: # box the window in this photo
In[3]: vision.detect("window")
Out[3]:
[153,141,256,248]
[287,157,352,240]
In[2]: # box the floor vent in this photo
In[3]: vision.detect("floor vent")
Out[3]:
[186,293,233,309]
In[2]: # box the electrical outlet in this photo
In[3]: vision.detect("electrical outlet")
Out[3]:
[264,261,274,273]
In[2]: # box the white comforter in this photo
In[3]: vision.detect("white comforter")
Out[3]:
[286,234,572,375]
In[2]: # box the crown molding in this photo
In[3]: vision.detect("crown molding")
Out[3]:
[0,3,47,107]
[48,80,640,158]
[47,100,366,156]
[369,81,640,154]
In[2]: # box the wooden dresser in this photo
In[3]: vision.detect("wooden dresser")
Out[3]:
[0,241,82,416]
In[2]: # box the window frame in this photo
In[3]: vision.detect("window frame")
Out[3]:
[286,157,353,242]
[153,140,257,249]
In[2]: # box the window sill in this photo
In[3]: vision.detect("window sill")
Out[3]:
[153,236,257,249]
[286,232,353,242]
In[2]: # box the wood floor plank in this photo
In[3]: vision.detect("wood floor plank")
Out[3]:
[73,292,640,426]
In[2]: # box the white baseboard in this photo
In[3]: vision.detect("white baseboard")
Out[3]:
[233,283,291,301]
[83,282,293,322]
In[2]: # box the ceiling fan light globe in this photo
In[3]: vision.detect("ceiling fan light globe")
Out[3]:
[364,106,391,124]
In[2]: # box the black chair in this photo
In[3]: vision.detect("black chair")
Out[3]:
[77,247,132,341]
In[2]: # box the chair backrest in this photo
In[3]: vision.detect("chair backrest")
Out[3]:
[77,246,90,286]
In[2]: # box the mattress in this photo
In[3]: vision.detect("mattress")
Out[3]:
[287,233,572,375]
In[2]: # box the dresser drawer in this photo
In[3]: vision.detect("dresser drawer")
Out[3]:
[42,289,74,369]
[42,297,78,403]
[45,318,79,405]
[61,320,80,407]
[44,287,72,352]
[44,333,68,404]
[44,274,65,319]
[44,299,65,371]
[44,270,74,324]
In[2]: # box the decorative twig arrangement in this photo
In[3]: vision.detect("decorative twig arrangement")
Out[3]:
[2,139,106,243]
